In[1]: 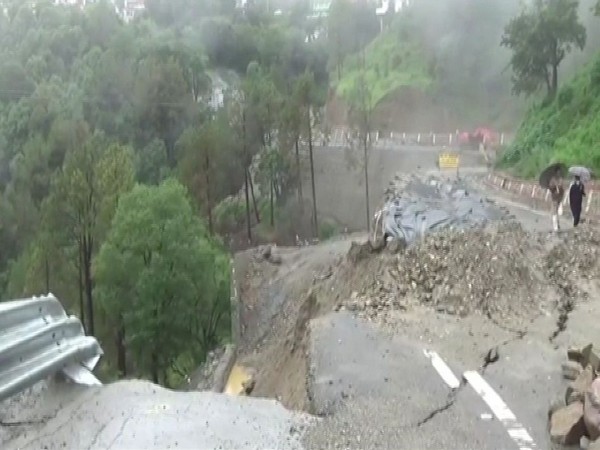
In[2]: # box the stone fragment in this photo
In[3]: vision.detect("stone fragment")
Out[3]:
[584,378,600,442]
[549,401,586,445]
[566,365,594,405]
[582,344,600,372]
[562,360,584,381]
[568,347,585,365]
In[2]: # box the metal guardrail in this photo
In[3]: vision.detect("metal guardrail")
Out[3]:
[315,128,515,149]
[0,294,103,402]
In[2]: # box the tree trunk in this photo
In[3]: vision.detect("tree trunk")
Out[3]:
[204,151,213,235]
[151,351,159,384]
[307,108,318,238]
[244,167,252,242]
[116,319,127,377]
[363,135,371,233]
[248,169,260,223]
[78,241,85,332]
[242,110,252,243]
[270,159,274,227]
[44,255,50,294]
[551,63,559,99]
[83,233,94,336]
[295,138,303,211]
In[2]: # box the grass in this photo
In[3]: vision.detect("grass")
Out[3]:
[499,53,600,178]
[336,22,433,108]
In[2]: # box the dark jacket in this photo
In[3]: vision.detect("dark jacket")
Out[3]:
[569,182,585,210]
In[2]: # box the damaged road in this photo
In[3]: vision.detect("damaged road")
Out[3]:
[304,312,518,449]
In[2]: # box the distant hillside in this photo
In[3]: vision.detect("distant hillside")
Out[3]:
[335,21,433,108]
[500,53,600,178]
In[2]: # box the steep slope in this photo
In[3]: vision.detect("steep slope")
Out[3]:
[501,53,600,177]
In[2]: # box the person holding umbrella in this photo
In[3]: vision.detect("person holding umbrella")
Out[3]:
[568,166,591,227]
[540,163,568,232]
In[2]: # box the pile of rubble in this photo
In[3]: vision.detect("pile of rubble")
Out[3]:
[550,344,600,448]
[546,228,600,288]
[342,223,548,322]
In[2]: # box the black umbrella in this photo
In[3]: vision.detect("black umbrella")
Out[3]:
[539,162,567,189]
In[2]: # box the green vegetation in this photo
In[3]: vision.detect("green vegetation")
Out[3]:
[501,54,600,177]
[500,0,600,177]
[336,25,433,107]
[0,0,328,385]
[95,179,229,386]
[331,0,528,127]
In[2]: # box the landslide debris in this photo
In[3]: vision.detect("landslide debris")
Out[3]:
[545,228,600,294]
[339,222,552,324]
[550,345,600,447]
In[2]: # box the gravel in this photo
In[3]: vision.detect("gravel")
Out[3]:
[340,222,550,325]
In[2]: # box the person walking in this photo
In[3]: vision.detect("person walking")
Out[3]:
[549,177,565,232]
[569,175,586,227]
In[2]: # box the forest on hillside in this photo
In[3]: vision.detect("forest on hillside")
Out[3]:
[0,0,334,386]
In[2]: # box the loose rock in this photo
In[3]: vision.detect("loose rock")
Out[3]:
[567,365,594,405]
[585,378,600,441]
[562,361,584,381]
[549,401,586,445]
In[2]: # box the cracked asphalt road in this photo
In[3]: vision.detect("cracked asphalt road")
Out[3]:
[305,312,520,450]
[2,380,311,450]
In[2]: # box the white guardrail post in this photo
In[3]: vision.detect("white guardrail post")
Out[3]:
[0,294,103,402]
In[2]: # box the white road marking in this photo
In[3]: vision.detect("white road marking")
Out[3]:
[463,370,537,450]
[423,349,461,389]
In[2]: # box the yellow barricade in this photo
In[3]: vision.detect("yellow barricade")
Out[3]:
[438,152,459,169]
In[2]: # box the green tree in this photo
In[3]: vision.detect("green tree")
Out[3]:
[501,0,586,98]
[295,71,320,237]
[245,63,283,227]
[44,132,135,335]
[95,179,230,385]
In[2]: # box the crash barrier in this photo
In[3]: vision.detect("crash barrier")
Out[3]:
[320,128,515,148]
[484,172,600,219]
[438,152,459,169]
[0,294,103,402]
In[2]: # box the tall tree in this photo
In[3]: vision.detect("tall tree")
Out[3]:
[295,71,320,237]
[501,0,586,98]
[347,51,375,234]
[45,133,134,336]
[95,179,230,386]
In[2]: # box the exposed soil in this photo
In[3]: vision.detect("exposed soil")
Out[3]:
[235,238,357,411]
